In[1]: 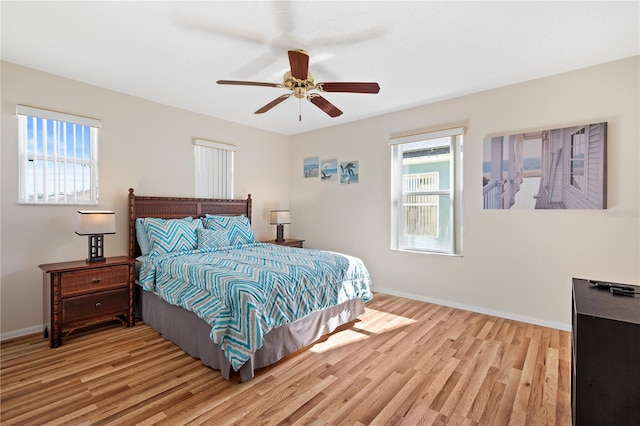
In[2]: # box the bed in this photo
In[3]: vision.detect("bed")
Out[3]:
[128,188,372,381]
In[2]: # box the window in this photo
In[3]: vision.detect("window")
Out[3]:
[390,127,464,255]
[194,138,235,198]
[569,127,586,191]
[17,105,101,205]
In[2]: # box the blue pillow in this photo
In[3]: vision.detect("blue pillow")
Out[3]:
[142,217,202,255]
[136,216,194,256]
[202,215,256,246]
[135,218,153,256]
[197,228,230,250]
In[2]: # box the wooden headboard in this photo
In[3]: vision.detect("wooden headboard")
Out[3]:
[128,188,252,258]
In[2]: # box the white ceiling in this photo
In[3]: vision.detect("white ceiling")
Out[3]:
[2,1,638,136]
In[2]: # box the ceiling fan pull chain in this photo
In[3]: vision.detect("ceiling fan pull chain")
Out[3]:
[299,98,302,122]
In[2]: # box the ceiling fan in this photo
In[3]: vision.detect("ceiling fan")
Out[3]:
[217,49,380,120]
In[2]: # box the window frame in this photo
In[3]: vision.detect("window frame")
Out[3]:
[389,127,464,255]
[17,105,101,205]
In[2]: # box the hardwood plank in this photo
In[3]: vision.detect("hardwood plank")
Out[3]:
[452,340,502,420]
[0,293,571,425]
[494,366,522,425]
[468,365,500,422]
[538,347,560,425]
[511,334,540,423]
[367,369,426,424]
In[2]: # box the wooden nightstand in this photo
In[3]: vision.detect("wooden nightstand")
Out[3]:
[39,256,136,348]
[262,238,305,248]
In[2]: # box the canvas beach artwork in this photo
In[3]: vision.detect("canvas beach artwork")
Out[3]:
[304,157,319,178]
[340,161,359,184]
[320,159,338,182]
[483,122,607,209]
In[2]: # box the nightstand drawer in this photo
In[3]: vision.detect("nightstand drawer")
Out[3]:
[60,265,129,297]
[62,288,129,324]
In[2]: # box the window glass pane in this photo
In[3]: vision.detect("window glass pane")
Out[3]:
[404,175,440,238]
[44,160,56,202]
[402,143,450,190]
[25,160,35,202]
[403,193,451,252]
[570,128,586,190]
[400,140,451,252]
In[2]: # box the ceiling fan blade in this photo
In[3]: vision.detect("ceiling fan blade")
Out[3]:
[217,80,283,88]
[317,82,380,94]
[255,94,292,114]
[308,94,343,118]
[288,50,309,80]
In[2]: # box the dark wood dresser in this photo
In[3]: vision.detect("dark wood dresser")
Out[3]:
[571,278,640,425]
[39,256,136,348]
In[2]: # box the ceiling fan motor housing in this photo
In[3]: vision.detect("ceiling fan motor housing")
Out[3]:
[283,71,317,98]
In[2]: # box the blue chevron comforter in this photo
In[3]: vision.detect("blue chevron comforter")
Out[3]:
[138,243,372,370]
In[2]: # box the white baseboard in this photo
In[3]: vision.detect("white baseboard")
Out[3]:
[1,325,43,341]
[0,289,571,341]
[372,287,571,332]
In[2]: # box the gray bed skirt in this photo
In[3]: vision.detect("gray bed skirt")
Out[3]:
[138,287,365,381]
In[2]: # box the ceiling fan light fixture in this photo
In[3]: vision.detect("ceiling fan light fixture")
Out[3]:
[293,86,306,98]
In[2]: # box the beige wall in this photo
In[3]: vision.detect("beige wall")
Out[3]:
[1,61,290,337]
[2,57,638,337]
[289,56,640,329]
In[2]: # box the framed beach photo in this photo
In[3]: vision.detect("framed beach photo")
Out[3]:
[303,157,319,178]
[340,161,359,184]
[320,159,338,182]
[483,122,607,209]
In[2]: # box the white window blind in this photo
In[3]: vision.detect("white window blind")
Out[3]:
[194,138,236,199]
[17,105,101,205]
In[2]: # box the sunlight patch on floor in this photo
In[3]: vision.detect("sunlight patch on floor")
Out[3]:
[309,308,417,353]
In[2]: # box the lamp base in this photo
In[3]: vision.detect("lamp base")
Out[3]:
[86,235,106,262]
[275,224,285,242]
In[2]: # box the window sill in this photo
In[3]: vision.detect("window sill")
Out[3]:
[390,247,463,257]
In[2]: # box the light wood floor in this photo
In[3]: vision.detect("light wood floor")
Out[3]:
[1,293,571,425]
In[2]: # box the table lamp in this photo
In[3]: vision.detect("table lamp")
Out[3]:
[270,210,290,243]
[75,211,116,262]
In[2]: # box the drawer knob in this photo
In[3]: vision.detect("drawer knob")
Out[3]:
[95,302,102,308]
[92,278,101,283]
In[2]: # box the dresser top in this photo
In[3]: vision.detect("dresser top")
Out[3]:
[573,278,640,325]
[38,256,135,273]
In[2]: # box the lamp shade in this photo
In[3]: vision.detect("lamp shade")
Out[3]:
[270,210,291,225]
[75,211,116,235]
